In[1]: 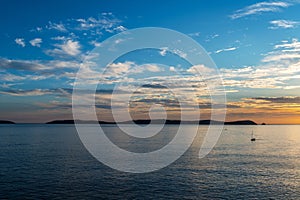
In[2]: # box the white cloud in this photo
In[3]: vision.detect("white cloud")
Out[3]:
[104,62,163,78]
[262,53,300,62]
[263,38,300,62]
[212,34,219,39]
[106,61,134,76]
[0,58,84,84]
[219,38,300,90]
[0,89,58,97]
[61,40,81,56]
[29,38,42,47]
[30,27,43,32]
[222,76,285,89]
[75,13,124,33]
[114,38,125,44]
[169,66,176,72]
[187,64,214,74]
[172,49,187,58]
[47,40,81,57]
[114,25,127,32]
[89,40,102,47]
[188,32,201,37]
[51,36,67,41]
[15,38,25,47]
[0,73,26,82]
[0,72,51,82]
[274,38,300,52]
[230,1,291,19]
[0,83,22,89]
[142,64,161,72]
[36,27,42,32]
[0,58,48,71]
[205,34,219,42]
[269,20,299,29]
[48,60,81,69]
[42,13,126,38]
[47,21,67,32]
[215,47,237,54]
[159,47,168,56]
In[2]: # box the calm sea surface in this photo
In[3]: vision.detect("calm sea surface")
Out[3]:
[0,124,299,199]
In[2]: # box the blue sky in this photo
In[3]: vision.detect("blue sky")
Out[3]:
[1,0,300,123]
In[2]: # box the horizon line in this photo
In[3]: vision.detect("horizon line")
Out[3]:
[3,119,300,125]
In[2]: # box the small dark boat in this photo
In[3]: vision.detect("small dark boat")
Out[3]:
[251,131,256,141]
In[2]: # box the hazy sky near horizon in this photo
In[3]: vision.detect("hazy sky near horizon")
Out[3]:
[1,0,300,124]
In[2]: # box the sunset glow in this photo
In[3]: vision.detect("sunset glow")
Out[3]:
[1,1,300,124]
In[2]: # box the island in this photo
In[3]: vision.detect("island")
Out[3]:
[46,119,257,125]
[46,120,115,124]
[0,120,15,124]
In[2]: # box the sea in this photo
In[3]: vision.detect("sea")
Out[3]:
[0,124,299,199]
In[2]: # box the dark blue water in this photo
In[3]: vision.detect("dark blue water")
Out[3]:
[0,124,299,199]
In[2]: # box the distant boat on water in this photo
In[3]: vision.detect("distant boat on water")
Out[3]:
[251,131,256,141]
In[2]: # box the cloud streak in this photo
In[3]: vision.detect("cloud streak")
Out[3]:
[269,19,299,29]
[0,89,55,96]
[47,21,68,32]
[230,1,291,19]
[249,96,300,103]
[0,58,48,71]
[215,47,237,54]
[29,38,42,47]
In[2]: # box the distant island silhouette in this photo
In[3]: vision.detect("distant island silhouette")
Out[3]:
[46,119,257,125]
[0,120,15,124]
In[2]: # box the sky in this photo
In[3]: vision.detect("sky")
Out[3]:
[1,0,300,124]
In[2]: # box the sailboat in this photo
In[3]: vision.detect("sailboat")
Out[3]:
[251,131,256,141]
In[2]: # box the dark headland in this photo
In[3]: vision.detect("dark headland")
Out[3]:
[0,120,15,124]
[46,119,257,125]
